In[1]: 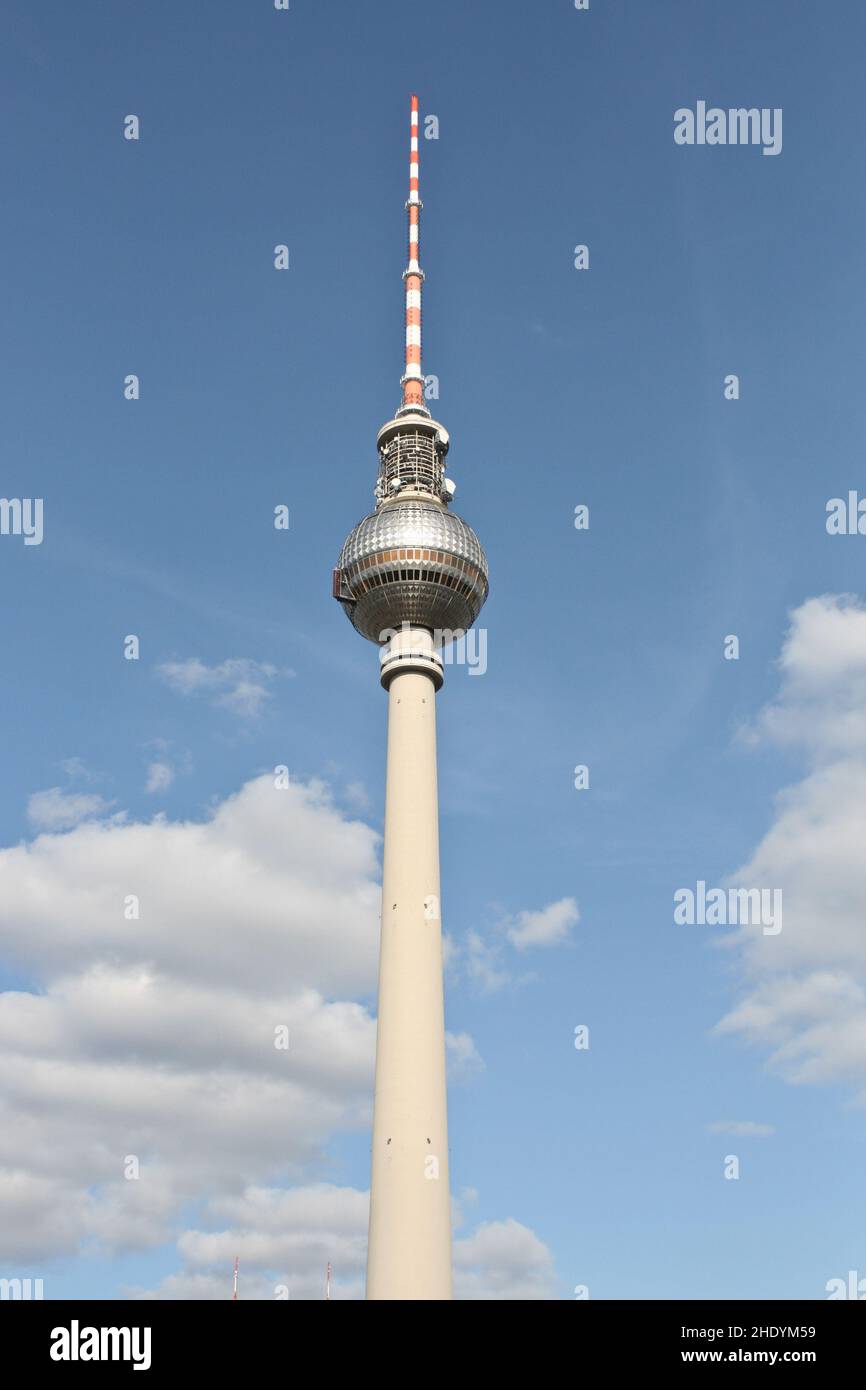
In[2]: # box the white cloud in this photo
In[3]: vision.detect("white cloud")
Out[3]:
[453,1217,559,1300]
[130,1184,369,1301]
[506,897,579,951]
[128,1185,557,1301]
[0,776,381,1265]
[156,658,280,718]
[706,1120,775,1138]
[60,757,97,782]
[451,1185,479,1233]
[448,896,579,994]
[446,1030,485,1080]
[145,761,174,794]
[3,776,380,996]
[464,929,511,993]
[0,772,541,1296]
[717,596,866,1104]
[27,786,113,831]
[742,594,866,757]
[343,781,371,812]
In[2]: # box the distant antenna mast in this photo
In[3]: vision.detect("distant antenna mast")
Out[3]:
[326,1262,332,1301]
[232,1255,239,1301]
[399,94,427,416]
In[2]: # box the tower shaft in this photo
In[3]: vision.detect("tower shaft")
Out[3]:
[366,627,452,1300]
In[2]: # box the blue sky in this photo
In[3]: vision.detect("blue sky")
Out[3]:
[2,0,866,1300]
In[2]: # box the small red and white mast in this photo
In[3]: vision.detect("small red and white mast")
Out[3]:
[326,1262,332,1301]
[232,1255,239,1301]
[400,94,426,415]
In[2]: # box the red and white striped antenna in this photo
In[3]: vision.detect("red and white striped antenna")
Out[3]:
[232,1255,239,1301]
[400,95,427,415]
[325,1261,332,1300]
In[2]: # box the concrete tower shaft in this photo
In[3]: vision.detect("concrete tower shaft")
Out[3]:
[366,624,452,1299]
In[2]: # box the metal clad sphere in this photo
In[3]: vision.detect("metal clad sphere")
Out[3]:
[338,499,488,643]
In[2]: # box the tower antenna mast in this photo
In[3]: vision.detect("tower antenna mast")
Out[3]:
[400,94,427,416]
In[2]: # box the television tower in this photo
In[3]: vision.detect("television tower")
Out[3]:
[333,95,488,1300]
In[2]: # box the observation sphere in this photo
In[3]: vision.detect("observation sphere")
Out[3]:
[336,498,488,643]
